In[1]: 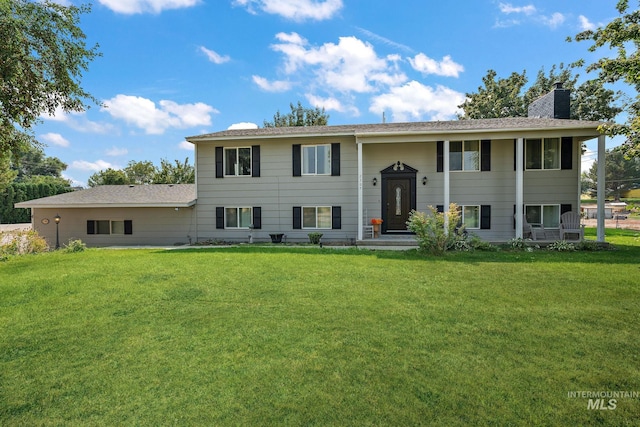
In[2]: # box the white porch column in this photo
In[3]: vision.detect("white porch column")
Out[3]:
[357,140,363,241]
[597,134,606,242]
[443,140,450,232]
[515,137,524,238]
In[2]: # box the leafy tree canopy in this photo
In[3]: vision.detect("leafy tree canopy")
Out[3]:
[263,101,329,127]
[458,64,621,122]
[584,146,640,199]
[571,0,640,157]
[88,158,195,187]
[0,0,99,171]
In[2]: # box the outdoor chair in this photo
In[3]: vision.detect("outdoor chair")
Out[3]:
[517,214,545,240]
[559,211,584,241]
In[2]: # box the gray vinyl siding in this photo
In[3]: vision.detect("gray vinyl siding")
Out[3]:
[195,135,581,243]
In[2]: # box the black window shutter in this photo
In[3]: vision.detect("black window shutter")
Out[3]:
[292,145,301,176]
[561,204,572,215]
[293,206,302,229]
[252,145,261,177]
[436,205,444,213]
[216,207,225,229]
[480,205,491,229]
[87,220,95,235]
[124,220,133,235]
[331,143,340,176]
[252,207,262,229]
[215,147,224,178]
[561,137,573,170]
[513,205,516,229]
[436,141,444,172]
[481,140,491,171]
[332,206,341,229]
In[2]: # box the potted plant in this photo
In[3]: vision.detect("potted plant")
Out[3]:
[307,232,323,245]
[371,218,383,238]
[269,233,285,243]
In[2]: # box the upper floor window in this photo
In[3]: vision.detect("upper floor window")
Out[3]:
[450,140,480,171]
[526,138,560,170]
[303,144,331,175]
[225,147,251,176]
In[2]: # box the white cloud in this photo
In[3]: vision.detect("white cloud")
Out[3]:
[70,159,117,172]
[252,75,293,92]
[41,107,115,134]
[369,81,465,122]
[499,3,536,15]
[306,94,359,116]
[227,122,259,130]
[102,95,218,134]
[98,0,200,14]
[179,140,195,150]
[579,15,596,31]
[541,12,565,29]
[271,32,407,93]
[233,0,342,21]
[199,46,230,64]
[409,53,464,78]
[39,132,70,148]
[105,146,128,156]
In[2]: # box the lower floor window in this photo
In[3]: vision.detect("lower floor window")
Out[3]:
[87,220,132,235]
[225,207,252,228]
[462,205,480,229]
[526,204,560,228]
[303,206,332,229]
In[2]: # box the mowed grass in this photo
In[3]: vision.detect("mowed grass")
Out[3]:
[1,229,639,425]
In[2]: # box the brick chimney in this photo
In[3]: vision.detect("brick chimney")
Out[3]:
[527,82,570,119]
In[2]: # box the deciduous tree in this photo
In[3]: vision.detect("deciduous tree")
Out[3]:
[263,101,329,127]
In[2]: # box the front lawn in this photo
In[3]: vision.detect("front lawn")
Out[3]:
[1,229,639,425]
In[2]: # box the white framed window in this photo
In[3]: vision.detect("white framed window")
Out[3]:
[450,140,480,171]
[224,147,251,176]
[302,144,331,175]
[225,207,252,228]
[462,205,480,229]
[302,206,332,229]
[526,138,560,170]
[525,204,560,228]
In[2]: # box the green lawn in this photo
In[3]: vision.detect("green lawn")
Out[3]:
[1,229,639,425]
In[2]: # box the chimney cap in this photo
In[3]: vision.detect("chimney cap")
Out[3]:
[554,82,564,89]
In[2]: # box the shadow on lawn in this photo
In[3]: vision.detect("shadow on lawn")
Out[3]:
[153,242,640,265]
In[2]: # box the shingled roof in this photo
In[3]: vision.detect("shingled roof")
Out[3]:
[15,184,196,209]
[187,117,604,141]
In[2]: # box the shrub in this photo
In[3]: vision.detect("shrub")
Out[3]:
[547,240,576,252]
[406,204,466,255]
[307,232,323,245]
[64,239,87,253]
[0,229,49,259]
[468,235,499,252]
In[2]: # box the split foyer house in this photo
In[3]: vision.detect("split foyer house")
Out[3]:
[17,85,609,246]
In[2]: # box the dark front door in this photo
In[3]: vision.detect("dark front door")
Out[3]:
[384,178,412,231]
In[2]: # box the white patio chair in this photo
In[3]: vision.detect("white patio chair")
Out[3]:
[517,214,545,240]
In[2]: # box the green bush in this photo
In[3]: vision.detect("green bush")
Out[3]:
[547,240,576,252]
[468,235,499,251]
[406,204,466,255]
[64,239,87,253]
[307,232,323,245]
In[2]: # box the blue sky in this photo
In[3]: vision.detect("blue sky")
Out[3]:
[37,0,625,186]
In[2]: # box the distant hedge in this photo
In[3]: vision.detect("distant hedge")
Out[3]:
[0,183,73,224]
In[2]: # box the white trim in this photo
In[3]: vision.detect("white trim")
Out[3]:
[357,140,363,240]
[443,140,450,233]
[597,134,606,242]
[516,137,524,238]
